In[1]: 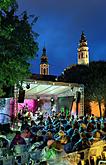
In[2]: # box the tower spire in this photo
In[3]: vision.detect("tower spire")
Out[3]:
[42,47,46,55]
[80,31,87,43]
[78,32,89,65]
[40,46,49,75]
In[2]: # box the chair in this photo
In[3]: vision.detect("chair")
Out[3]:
[98,160,106,165]
[63,151,80,165]
[20,152,29,164]
[14,144,27,155]
[2,156,15,165]
[30,149,42,165]
[78,148,89,165]
[0,148,9,157]
[15,152,29,165]
[88,141,105,165]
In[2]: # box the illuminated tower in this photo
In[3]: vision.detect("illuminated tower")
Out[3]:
[78,32,89,65]
[40,47,49,75]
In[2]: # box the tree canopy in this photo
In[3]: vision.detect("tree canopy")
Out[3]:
[0,0,15,11]
[0,1,38,96]
[59,61,106,116]
[86,61,106,116]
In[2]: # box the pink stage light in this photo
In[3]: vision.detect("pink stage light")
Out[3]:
[18,99,38,112]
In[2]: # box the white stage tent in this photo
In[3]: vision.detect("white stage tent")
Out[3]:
[15,80,84,116]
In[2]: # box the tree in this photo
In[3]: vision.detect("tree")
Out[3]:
[59,61,106,117]
[0,1,38,97]
[0,0,15,11]
[86,61,106,117]
[59,64,89,84]
[59,64,92,115]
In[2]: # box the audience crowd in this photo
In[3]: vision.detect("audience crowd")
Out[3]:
[0,110,106,164]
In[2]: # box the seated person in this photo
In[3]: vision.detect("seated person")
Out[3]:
[102,122,106,132]
[21,127,34,139]
[41,140,70,165]
[10,131,26,149]
[0,131,10,148]
[72,132,91,152]
[21,120,30,131]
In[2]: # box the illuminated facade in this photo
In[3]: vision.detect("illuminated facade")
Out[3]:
[40,47,49,75]
[78,32,89,65]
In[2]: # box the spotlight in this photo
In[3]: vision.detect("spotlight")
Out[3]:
[51,97,54,102]
[71,87,74,91]
[26,83,30,89]
[37,97,40,102]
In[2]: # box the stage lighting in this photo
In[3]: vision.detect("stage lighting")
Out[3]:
[51,97,55,106]
[51,97,54,102]
[71,87,74,91]
[26,83,30,89]
[37,97,40,102]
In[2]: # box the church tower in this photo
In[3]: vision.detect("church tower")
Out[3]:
[78,32,89,65]
[40,47,49,75]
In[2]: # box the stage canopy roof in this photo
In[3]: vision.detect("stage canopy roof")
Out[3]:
[22,80,83,99]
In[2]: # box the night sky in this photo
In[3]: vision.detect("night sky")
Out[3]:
[17,0,106,75]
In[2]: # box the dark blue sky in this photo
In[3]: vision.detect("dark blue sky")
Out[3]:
[17,0,106,75]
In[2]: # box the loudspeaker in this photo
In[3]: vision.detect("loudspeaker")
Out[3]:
[18,90,25,103]
[76,91,81,103]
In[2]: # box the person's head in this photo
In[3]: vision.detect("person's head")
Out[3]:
[0,131,6,136]
[96,122,101,130]
[15,131,21,138]
[80,132,87,139]
[103,122,106,128]
[73,128,79,134]
[52,140,63,151]
[39,161,48,165]
[73,121,79,129]
[46,131,52,139]
[48,124,53,129]
[93,131,101,141]
[60,135,70,144]
[72,115,74,119]
[91,114,94,117]
[23,120,28,125]
[65,124,71,131]
[97,117,100,121]
[87,122,94,132]
[58,130,65,137]
[47,140,55,148]
[37,130,43,137]
[42,130,46,136]
[60,126,64,132]
[48,116,51,120]
[79,116,83,120]
[31,120,35,126]
[24,127,30,133]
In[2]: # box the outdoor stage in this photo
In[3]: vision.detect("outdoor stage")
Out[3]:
[14,80,84,118]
